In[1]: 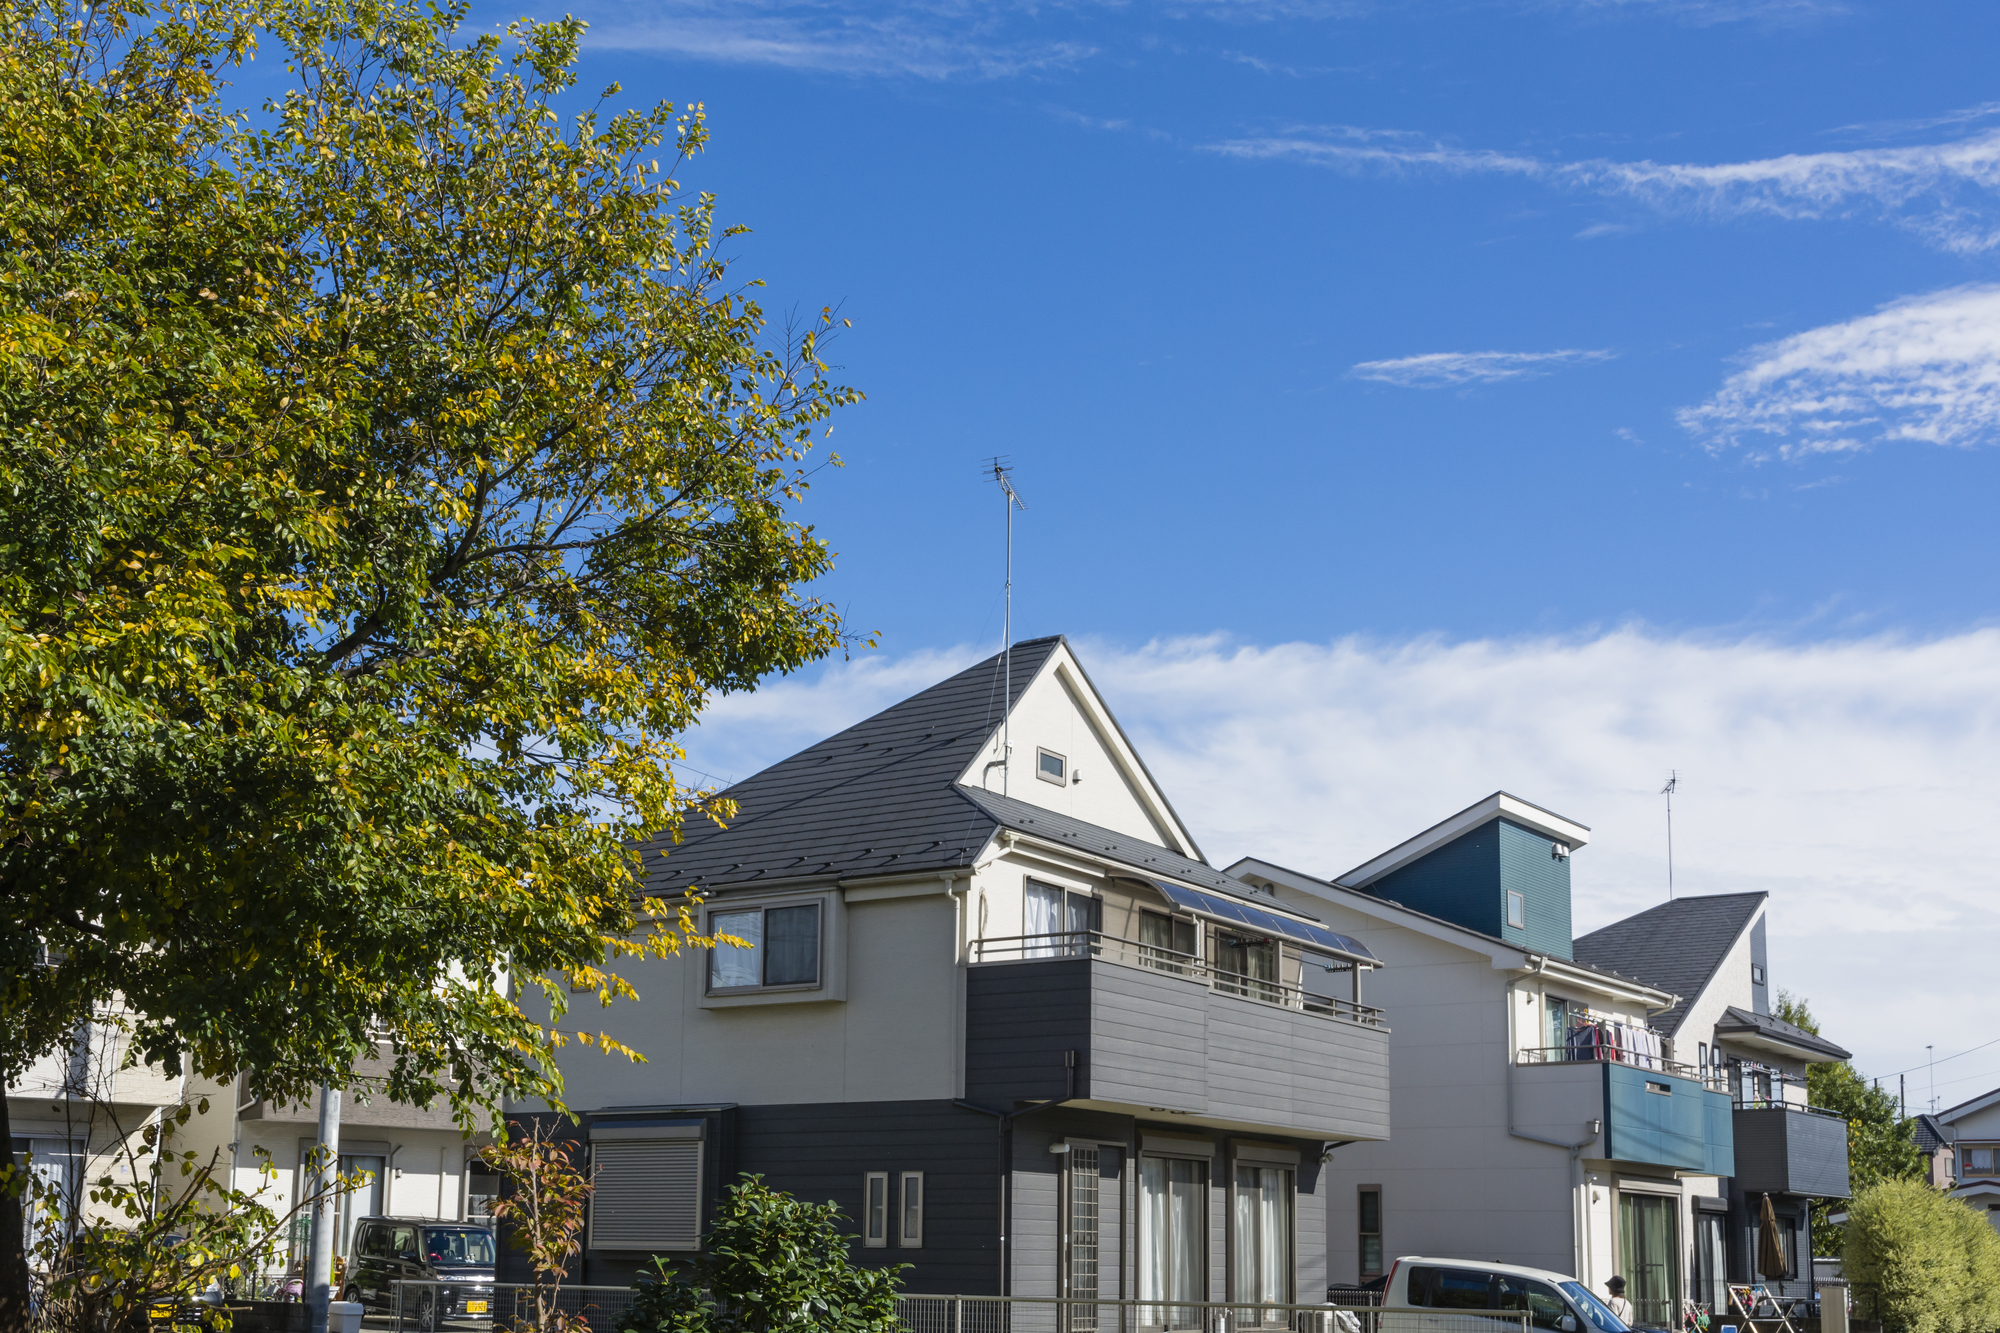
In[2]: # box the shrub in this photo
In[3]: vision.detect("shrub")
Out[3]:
[618,1177,905,1333]
[1844,1179,2000,1333]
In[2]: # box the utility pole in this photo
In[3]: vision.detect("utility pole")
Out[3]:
[305,1081,343,1333]
[1929,1045,1936,1114]
[1900,1074,1906,1121]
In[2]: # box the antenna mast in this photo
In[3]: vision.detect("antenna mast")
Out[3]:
[1661,771,1678,900]
[987,458,1027,796]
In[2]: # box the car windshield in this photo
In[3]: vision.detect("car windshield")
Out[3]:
[423,1229,495,1266]
[1559,1283,1631,1333]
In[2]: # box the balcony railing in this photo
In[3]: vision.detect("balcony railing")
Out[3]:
[973,930,1385,1027]
[1734,1099,1845,1119]
[1516,1044,1727,1089]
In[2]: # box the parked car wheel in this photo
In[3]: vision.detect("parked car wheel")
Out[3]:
[415,1289,440,1333]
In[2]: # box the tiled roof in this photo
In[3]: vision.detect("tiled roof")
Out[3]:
[1572,892,1765,1035]
[1716,1005,1852,1062]
[1915,1113,1948,1154]
[634,638,1065,895]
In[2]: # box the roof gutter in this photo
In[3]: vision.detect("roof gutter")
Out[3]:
[998,829,1329,930]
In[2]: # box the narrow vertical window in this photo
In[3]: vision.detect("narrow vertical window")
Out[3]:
[1358,1186,1383,1278]
[863,1172,888,1247]
[1231,1164,1293,1316]
[1506,891,1526,930]
[899,1172,924,1248]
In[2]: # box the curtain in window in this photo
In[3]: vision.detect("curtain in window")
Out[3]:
[1618,1193,1680,1327]
[764,904,820,985]
[1140,1157,1206,1325]
[709,909,762,988]
[1231,1165,1291,1314]
[1025,883,1063,958]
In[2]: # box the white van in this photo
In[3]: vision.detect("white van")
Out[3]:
[1378,1257,1634,1333]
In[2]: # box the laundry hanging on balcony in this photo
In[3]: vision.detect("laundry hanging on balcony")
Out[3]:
[1566,1017,1663,1070]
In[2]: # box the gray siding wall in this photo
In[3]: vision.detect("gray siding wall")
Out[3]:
[968,958,1390,1142]
[1732,1107,1850,1199]
[1750,917,1770,1016]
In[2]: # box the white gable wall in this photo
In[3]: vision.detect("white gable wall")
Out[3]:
[956,645,1194,856]
[1672,908,1759,1067]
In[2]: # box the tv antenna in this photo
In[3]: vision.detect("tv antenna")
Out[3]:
[987,457,1027,796]
[1661,771,1679,900]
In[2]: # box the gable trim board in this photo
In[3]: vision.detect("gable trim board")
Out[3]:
[1335,792,1591,890]
[1939,1087,2000,1126]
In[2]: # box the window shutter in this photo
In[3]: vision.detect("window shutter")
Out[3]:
[588,1140,702,1251]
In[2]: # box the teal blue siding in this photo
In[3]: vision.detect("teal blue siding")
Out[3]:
[1497,819,1573,961]
[1365,819,1501,938]
[1602,1063,1735,1173]
[1704,1091,1736,1176]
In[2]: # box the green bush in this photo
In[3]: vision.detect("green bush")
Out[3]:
[618,1177,906,1333]
[1844,1179,2000,1333]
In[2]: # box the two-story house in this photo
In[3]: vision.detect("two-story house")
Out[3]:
[514,636,1393,1314]
[1574,894,1852,1310]
[1227,794,1740,1327]
[1936,1088,2000,1234]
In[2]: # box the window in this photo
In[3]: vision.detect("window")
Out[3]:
[588,1128,703,1251]
[1139,1156,1207,1322]
[1698,1042,1709,1076]
[1231,1164,1292,1315]
[1025,881,1099,957]
[1966,1146,1996,1176]
[1037,748,1068,785]
[1357,1187,1383,1278]
[1406,1266,1496,1310]
[1215,933,1278,1002]
[863,1172,888,1248]
[1507,891,1526,930]
[1067,1148,1100,1311]
[1499,1275,1572,1331]
[708,902,821,991]
[463,1155,500,1220]
[899,1172,924,1248]
[1751,964,1766,986]
[360,1225,391,1259]
[1618,1192,1681,1326]
[422,1228,496,1266]
[1141,911,1198,972]
[1544,996,1570,1051]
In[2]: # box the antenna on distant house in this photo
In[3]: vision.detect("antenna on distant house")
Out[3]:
[987,457,1027,797]
[1661,771,1679,900]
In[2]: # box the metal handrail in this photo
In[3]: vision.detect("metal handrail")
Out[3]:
[972,931,1385,1027]
[1732,1099,1847,1119]
[895,1293,1530,1333]
[1515,1044,1727,1089]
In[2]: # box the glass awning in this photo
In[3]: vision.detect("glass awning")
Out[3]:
[1151,880,1378,964]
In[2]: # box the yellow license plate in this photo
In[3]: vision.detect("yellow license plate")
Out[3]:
[466,1302,488,1314]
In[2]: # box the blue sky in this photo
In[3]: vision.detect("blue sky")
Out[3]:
[483,0,2000,1093]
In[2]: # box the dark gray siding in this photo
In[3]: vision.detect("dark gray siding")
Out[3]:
[968,958,1390,1141]
[1296,1155,1326,1300]
[1731,1106,1850,1199]
[1750,917,1770,1015]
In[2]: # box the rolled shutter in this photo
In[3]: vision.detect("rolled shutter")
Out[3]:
[588,1139,702,1251]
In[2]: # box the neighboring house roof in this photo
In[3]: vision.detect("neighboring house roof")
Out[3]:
[1714,1005,1852,1063]
[1571,892,1765,1036]
[1915,1113,1950,1155]
[1938,1085,2000,1126]
[1229,855,1674,1005]
[635,637,1067,895]
[1335,791,1592,889]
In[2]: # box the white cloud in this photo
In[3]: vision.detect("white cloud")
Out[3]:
[1350,348,1615,387]
[1208,125,2000,254]
[684,629,2000,1086]
[1680,284,2000,457]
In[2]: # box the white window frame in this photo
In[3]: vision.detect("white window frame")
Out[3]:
[899,1171,924,1248]
[863,1172,889,1247]
[706,900,824,995]
[1506,890,1526,930]
[1036,747,1068,786]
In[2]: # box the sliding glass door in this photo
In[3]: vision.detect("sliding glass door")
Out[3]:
[1230,1164,1293,1323]
[1140,1156,1206,1329]
[1619,1193,1680,1329]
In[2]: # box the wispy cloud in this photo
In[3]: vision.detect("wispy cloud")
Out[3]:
[1350,347,1615,387]
[1680,284,2000,458]
[685,629,2000,1079]
[1209,125,2000,254]
[1559,0,1845,24]
[581,5,1091,80]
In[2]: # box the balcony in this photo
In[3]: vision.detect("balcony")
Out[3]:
[1731,1102,1850,1198]
[1515,1047,1734,1175]
[966,931,1390,1142]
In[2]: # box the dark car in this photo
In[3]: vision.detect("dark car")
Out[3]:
[340,1217,496,1329]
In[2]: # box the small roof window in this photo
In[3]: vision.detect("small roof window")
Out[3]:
[1036,748,1067,785]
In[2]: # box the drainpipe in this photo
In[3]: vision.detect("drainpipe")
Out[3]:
[1509,957,1602,1280]
[955,1052,1080,1297]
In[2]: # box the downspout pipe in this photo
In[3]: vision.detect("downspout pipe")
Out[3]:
[955,1052,1080,1298]
[1509,955,1602,1281]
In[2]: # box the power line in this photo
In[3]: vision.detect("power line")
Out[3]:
[1863,1033,2000,1084]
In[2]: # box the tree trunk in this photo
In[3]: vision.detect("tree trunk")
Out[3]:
[0,1088,32,1333]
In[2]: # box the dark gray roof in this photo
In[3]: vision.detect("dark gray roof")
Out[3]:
[956,788,1287,909]
[1914,1113,1948,1154]
[636,638,1066,894]
[1716,1006,1852,1062]
[1571,892,1765,1034]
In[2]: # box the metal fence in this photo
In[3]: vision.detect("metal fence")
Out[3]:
[389,1282,639,1333]
[892,1295,1531,1333]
